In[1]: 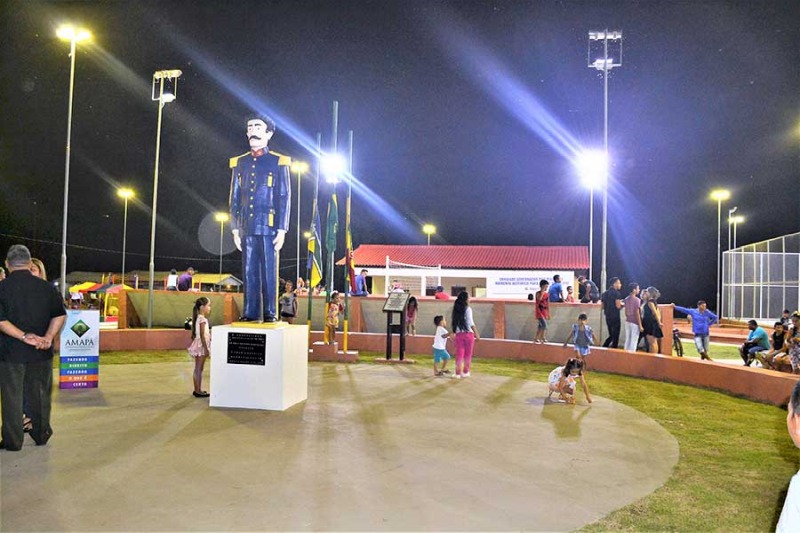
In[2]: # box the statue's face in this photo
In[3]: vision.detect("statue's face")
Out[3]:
[247,120,273,151]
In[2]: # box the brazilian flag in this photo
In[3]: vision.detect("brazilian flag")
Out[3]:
[307,208,323,288]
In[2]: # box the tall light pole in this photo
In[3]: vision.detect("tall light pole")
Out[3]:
[147,69,182,328]
[422,224,436,245]
[576,150,608,282]
[117,188,135,285]
[730,215,745,249]
[291,161,309,284]
[710,189,731,314]
[588,29,622,291]
[57,25,91,299]
[214,212,229,276]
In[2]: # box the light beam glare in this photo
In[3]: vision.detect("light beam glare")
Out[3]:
[158,23,420,240]
[422,7,584,160]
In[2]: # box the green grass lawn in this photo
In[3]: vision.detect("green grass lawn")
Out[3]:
[681,341,742,360]
[94,349,796,531]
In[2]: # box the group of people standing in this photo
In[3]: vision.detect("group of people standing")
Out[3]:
[604,279,667,354]
[0,245,66,451]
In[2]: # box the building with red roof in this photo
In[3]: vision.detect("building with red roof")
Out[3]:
[340,244,589,298]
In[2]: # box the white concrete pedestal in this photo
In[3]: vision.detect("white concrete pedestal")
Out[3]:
[210,323,308,411]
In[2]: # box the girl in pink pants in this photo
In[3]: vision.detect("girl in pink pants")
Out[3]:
[451,291,480,378]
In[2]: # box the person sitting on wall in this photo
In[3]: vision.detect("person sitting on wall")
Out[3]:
[759,321,788,370]
[353,269,369,296]
[434,285,449,300]
[166,269,178,291]
[775,312,800,374]
[739,319,771,367]
[177,267,195,291]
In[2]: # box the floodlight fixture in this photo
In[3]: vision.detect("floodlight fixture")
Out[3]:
[321,153,346,184]
[422,224,436,245]
[576,150,608,189]
[587,31,622,70]
[151,69,182,104]
[57,25,91,42]
[710,189,731,202]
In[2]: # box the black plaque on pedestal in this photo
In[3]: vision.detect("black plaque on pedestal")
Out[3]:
[383,293,410,361]
[227,332,267,366]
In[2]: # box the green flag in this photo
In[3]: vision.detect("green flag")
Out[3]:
[325,192,338,253]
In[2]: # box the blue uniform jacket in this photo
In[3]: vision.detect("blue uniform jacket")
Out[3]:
[229,150,291,236]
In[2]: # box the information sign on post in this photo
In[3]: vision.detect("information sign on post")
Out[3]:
[382,292,410,360]
[59,309,100,389]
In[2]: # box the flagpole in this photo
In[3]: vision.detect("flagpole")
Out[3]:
[307,132,322,347]
[344,130,353,352]
[326,101,338,326]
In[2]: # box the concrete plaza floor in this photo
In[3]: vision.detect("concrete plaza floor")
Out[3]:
[1,362,679,531]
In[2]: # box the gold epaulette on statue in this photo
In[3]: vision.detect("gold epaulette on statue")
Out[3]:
[269,150,292,167]
[229,152,250,168]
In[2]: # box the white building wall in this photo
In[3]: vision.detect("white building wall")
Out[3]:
[363,267,578,298]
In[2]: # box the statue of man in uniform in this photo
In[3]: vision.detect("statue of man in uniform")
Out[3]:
[229,115,291,322]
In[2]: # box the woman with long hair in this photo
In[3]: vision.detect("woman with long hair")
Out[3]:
[451,291,480,378]
[642,286,663,353]
[30,258,47,280]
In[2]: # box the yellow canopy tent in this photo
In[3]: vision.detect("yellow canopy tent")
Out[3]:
[69,281,97,292]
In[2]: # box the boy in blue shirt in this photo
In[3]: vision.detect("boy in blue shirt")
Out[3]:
[740,319,771,366]
[674,300,718,361]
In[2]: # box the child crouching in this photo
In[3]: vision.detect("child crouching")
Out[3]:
[547,358,592,404]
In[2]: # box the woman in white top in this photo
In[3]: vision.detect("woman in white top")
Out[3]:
[450,291,480,378]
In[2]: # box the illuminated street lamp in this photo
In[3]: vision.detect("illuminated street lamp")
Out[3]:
[710,189,731,314]
[422,224,436,245]
[57,24,91,299]
[321,153,346,184]
[576,150,608,282]
[117,188,135,284]
[147,68,182,328]
[587,29,622,292]
[291,161,309,282]
[729,214,745,249]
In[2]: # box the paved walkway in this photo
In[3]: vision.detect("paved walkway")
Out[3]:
[1,363,679,531]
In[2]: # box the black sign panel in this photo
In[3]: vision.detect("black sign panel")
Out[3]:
[227,332,267,366]
[383,292,410,313]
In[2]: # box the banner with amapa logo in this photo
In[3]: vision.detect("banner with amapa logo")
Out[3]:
[59,310,100,389]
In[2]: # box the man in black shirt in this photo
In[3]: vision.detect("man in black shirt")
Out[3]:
[0,245,66,451]
[601,277,624,349]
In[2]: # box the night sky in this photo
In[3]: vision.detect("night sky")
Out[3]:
[1,0,798,309]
